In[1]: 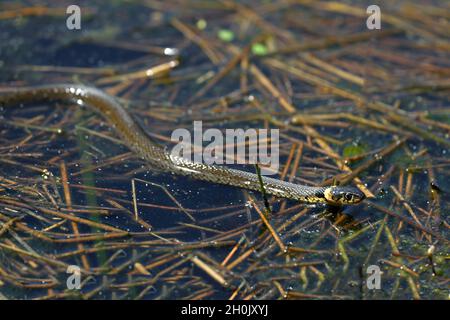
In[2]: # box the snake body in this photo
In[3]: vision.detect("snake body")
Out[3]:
[0,84,365,205]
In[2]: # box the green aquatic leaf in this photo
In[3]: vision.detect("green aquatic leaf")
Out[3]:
[217,29,234,42]
[196,19,207,30]
[252,43,268,56]
[342,143,367,158]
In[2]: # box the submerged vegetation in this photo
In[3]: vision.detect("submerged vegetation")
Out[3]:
[0,0,449,300]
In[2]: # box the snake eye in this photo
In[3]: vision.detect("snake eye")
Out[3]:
[344,193,353,202]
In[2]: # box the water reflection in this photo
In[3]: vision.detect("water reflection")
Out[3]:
[319,205,364,232]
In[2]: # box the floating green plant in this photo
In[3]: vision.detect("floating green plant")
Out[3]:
[217,29,234,42]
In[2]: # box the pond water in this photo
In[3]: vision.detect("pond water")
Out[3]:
[0,0,448,300]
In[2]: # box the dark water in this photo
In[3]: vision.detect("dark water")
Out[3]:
[0,0,448,300]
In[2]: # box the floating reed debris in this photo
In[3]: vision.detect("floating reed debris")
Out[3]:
[0,0,448,300]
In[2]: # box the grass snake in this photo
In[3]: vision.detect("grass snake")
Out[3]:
[0,84,365,206]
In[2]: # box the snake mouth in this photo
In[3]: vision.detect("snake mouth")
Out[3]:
[323,186,366,205]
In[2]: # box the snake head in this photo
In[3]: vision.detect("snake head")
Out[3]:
[324,186,366,205]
